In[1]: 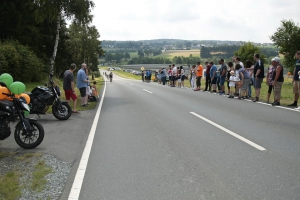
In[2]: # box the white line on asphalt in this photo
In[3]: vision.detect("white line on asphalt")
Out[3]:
[256,102,271,106]
[68,73,107,200]
[190,112,266,151]
[143,89,153,94]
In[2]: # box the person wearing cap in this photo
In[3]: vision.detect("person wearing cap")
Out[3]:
[271,57,284,106]
[288,51,300,107]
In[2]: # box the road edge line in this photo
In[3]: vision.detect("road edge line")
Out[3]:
[68,72,107,200]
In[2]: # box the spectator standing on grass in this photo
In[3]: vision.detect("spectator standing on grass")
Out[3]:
[168,65,172,86]
[246,60,254,98]
[266,60,275,103]
[180,66,185,88]
[236,64,250,99]
[204,61,211,91]
[142,70,145,82]
[161,68,167,85]
[227,62,234,95]
[288,51,300,107]
[190,65,196,90]
[195,62,203,91]
[253,54,264,102]
[210,61,218,93]
[228,70,236,98]
[171,64,177,87]
[219,59,227,95]
[271,57,284,106]
[236,57,244,68]
[76,63,89,107]
[85,68,91,105]
[63,63,79,113]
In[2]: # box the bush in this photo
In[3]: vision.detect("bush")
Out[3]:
[93,71,100,78]
[0,40,45,82]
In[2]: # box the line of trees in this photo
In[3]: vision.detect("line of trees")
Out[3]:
[0,0,103,81]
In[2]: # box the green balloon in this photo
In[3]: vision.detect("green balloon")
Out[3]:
[0,73,13,87]
[24,110,29,116]
[9,82,26,95]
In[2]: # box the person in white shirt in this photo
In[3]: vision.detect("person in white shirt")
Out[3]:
[228,70,236,98]
[171,64,177,87]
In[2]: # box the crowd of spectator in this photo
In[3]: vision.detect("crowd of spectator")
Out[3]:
[147,52,300,108]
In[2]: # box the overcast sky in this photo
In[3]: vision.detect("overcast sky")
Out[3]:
[91,0,299,43]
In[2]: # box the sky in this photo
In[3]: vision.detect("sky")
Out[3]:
[90,0,300,43]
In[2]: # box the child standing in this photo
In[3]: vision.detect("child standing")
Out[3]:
[190,65,196,90]
[228,71,236,98]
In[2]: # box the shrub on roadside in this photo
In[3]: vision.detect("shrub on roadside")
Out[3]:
[0,40,45,82]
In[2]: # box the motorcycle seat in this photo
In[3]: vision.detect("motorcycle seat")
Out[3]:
[0,99,14,107]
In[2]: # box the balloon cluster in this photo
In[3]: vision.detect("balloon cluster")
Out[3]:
[0,73,30,116]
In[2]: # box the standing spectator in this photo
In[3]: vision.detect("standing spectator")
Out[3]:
[171,64,177,87]
[253,54,265,102]
[195,62,203,91]
[141,70,145,82]
[246,60,254,98]
[85,68,91,105]
[271,57,284,106]
[149,70,152,82]
[266,60,275,103]
[228,70,236,98]
[236,57,244,68]
[210,61,218,93]
[63,63,79,113]
[288,51,300,107]
[168,65,172,86]
[180,66,185,88]
[190,65,196,90]
[219,59,227,95]
[204,61,211,91]
[161,68,167,85]
[227,62,234,95]
[76,63,89,107]
[236,64,250,99]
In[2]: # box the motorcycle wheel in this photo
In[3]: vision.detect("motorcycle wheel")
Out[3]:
[52,102,72,120]
[14,120,44,149]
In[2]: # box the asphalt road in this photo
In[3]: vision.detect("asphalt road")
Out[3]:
[76,72,300,200]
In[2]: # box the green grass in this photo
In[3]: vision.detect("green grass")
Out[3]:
[0,171,21,200]
[31,160,52,192]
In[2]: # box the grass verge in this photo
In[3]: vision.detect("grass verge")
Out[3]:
[31,160,52,192]
[0,171,21,200]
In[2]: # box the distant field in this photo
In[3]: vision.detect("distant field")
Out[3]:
[154,50,200,59]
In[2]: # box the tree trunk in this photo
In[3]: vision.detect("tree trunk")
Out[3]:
[49,13,61,75]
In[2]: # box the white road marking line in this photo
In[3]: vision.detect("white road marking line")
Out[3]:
[256,102,271,106]
[68,73,107,200]
[190,112,266,151]
[143,89,153,94]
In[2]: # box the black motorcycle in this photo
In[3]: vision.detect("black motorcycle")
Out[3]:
[28,74,72,120]
[0,92,44,149]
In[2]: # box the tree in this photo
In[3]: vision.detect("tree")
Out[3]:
[34,0,95,74]
[234,42,266,64]
[270,20,300,72]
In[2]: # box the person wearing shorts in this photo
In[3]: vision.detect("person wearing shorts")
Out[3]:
[271,57,284,106]
[209,61,217,93]
[253,54,264,102]
[76,63,89,107]
[63,63,79,113]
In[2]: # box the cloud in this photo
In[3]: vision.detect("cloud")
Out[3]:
[91,0,300,43]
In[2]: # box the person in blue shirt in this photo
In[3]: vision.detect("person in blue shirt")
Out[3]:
[210,61,218,93]
[76,63,90,107]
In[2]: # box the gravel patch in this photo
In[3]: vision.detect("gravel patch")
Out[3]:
[0,152,71,200]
